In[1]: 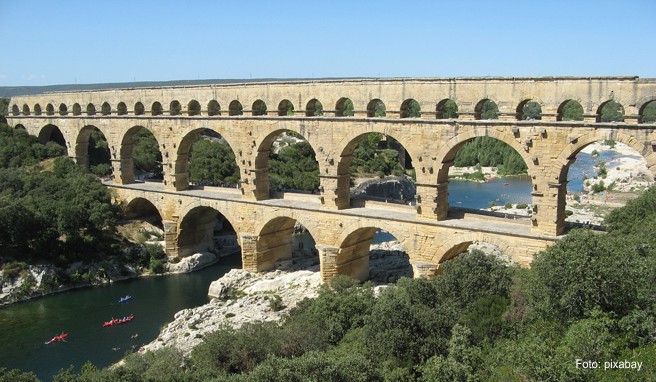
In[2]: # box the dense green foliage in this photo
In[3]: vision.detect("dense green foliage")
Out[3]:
[0,98,8,117]
[32,185,656,381]
[600,100,625,122]
[87,129,112,177]
[453,137,528,175]
[478,100,498,119]
[0,157,120,264]
[438,99,458,119]
[521,101,542,120]
[189,137,240,186]
[132,129,162,175]
[349,133,406,178]
[561,100,584,121]
[269,140,319,191]
[0,124,66,168]
[642,101,656,123]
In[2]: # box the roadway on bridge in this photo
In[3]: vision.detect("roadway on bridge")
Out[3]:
[106,181,560,242]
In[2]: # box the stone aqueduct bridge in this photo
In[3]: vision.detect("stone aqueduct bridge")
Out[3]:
[7,77,656,281]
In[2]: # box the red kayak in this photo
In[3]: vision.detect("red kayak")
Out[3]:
[102,315,135,327]
[46,332,68,344]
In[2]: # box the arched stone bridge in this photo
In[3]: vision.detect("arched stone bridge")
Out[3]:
[7,77,656,281]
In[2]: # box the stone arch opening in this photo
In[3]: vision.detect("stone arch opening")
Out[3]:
[254,129,320,196]
[254,216,319,272]
[87,103,96,116]
[76,126,113,177]
[15,124,26,130]
[337,227,412,282]
[152,102,163,116]
[119,126,163,184]
[101,102,111,115]
[58,103,68,116]
[437,135,533,222]
[11,105,20,116]
[22,104,30,116]
[177,206,239,259]
[517,100,542,120]
[123,197,164,231]
[188,100,201,116]
[436,99,458,119]
[335,97,354,117]
[134,102,145,115]
[639,100,656,124]
[367,99,386,117]
[38,124,68,151]
[438,240,513,275]
[207,100,221,116]
[229,100,243,116]
[560,138,654,228]
[338,132,416,209]
[305,99,323,116]
[278,99,294,116]
[252,100,267,116]
[117,102,128,115]
[72,103,81,116]
[175,128,240,191]
[34,104,42,116]
[475,99,499,120]
[557,99,584,121]
[170,100,181,116]
[400,98,420,118]
[597,100,625,122]
[46,104,55,116]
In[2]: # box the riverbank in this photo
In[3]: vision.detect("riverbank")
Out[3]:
[0,221,240,307]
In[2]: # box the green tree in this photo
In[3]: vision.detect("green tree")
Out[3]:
[343,99,354,116]
[132,129,162,174]
[642,101,656,123]
[88,129,112,177]
[440,99,458,119]
[479,100,499,119]
[189,137,240,185]
[600,100,624,122]
[0,98,8,117]
[522,101,542,120]
[561,100,584,121]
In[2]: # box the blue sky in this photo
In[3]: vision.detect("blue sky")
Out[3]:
[1,0,655,86]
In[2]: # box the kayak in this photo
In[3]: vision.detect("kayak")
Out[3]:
[46,332,68,344]
[118,295,132,303]
[102,315,135,327]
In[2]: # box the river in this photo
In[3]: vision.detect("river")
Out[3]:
[0,255,241,381]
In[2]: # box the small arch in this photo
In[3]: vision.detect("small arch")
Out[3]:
[72,103,81,116]
[252,100,267,116]
[400,98,420,118]
[557,99,584,121]
[38,124,67,150]
[86,103,96,116]
[597,100,624,122]
[46,104,55,116]
[229,100,243,116]
[517,100,542,120]
[11,105,20,116]
[175,128,241,191]
[117,102,128,115]
[134,102,145,115]
[170,100,181,116]
[118,126,163,184]
[639,100,656,124]
[475,99,498,120]
[101,102,111,115]
[253,216,319,272]
[34,104,42,116]
[278,99,294,116]
[58,103,68,116]
[367,99,386,117]
[436,99,458,119]
[177,206,238,258]
[22,104,31,116]
[207,100,221,116]
[337,227,412,282]
[152,102,163,116]
[438,238,515,269]
[305,99,323,116]
[123,197,164,230]
[188,100,201,116]
[335,97,354,117]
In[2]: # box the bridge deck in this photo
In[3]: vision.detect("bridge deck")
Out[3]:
[106,181,561,243]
